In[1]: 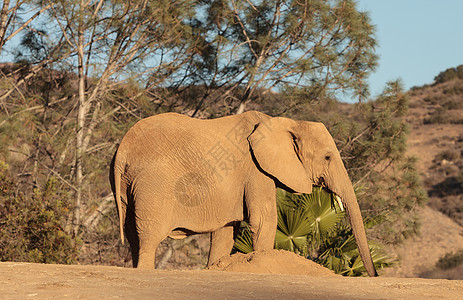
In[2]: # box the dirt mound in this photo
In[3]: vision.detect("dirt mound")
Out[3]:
[207,249,337,276]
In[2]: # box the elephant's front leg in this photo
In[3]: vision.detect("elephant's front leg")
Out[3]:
[207,224,239,266]
[246,178,278,251]
[248,202,277,251]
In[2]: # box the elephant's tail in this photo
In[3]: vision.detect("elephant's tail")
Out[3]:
[113,148,126,244]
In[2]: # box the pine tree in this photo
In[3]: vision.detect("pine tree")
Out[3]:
[181,0,378,116]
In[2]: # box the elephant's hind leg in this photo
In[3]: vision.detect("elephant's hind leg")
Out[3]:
[136,229,168,269]
[131,188,173,269]
[207,223,239,266]
[134,214,172,269]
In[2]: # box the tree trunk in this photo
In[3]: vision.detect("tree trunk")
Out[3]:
[0,0,9,56]
[73,0,86,236]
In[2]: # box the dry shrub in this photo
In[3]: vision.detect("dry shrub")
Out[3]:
[420,249,463,280]
[435,149,461,162]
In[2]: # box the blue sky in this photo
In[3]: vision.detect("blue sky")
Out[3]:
[356,0,463,97]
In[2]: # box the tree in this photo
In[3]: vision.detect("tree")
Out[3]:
[434,64,463,84]
[0,1,53,57]
[0,1,57,108]
[180,0,377,116]
[0,0,427,267]
[0,161,79,264]
[44,0,197,235]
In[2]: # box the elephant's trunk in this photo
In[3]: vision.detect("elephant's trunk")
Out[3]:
[326,160,378,277]
[343,185,378,277]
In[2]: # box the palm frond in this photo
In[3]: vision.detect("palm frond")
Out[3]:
[298,188,346,249]
[275,206,312,254]
[232,222,253,254]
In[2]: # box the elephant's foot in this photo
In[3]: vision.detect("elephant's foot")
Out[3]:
[136,248,157,269]
[207,225,238,266]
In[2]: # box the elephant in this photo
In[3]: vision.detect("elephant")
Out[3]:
[109,111,378,276]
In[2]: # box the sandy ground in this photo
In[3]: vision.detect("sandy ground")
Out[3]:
[1,260,462,299]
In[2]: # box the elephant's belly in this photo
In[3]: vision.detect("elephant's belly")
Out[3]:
[168,228,196,239]
[172,197,244,234]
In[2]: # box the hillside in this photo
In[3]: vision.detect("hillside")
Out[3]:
[407,79,463,225]
[383,77,463,279]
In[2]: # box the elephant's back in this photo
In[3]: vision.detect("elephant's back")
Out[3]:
[121,113,214,150]
[121,111,268,144]
[117,111,269,174]
[127,112,216,137]
[118,113,214,174]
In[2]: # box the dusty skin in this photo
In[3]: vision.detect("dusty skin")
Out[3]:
[1,250,462,300]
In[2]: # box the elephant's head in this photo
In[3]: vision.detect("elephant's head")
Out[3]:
[248,117,378,277]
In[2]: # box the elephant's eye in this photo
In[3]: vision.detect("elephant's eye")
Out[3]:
[325,155,331,161]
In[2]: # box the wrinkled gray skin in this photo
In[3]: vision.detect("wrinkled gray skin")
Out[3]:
[110,111,378,276]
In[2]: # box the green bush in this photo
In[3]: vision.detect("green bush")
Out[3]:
[233,187,394,276]
[0,161,80,264]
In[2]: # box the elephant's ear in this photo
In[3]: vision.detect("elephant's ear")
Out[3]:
[248,117,313,194]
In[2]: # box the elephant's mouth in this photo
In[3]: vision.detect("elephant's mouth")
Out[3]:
[321,187,345,212]
[313,178,345,212]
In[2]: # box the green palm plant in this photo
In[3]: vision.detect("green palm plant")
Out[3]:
[275,188,345,255]
[317,218,393,276]
[233,222,254,254]
[232,187,394,276]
